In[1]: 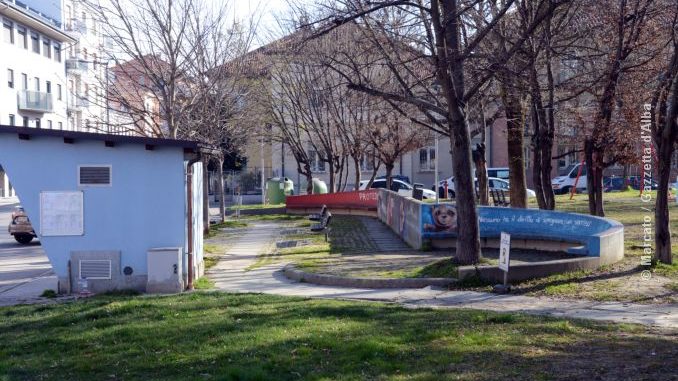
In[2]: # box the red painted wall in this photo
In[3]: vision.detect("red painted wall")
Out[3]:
[286,189,379,210]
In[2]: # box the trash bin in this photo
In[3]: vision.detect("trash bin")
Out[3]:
[312,178,328,194]
[266,177,294,204]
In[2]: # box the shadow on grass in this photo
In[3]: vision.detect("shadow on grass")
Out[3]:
[514,266,644,294]
[1,293,676,380]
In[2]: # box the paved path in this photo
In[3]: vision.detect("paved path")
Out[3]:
[0,197,58,307]
[209,222,678,329]
[358,216,411,252]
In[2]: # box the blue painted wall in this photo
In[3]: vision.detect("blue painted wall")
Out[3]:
[420,203,624,257]
[0,135,192,279]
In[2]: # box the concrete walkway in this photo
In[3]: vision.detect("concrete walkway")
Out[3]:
[209,222,678,329]
[0,197,58,307]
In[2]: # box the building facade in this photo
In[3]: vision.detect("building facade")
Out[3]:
[0,0,75,197]
[62,0,109,133]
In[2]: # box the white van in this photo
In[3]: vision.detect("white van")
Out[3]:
[551,163,587,195]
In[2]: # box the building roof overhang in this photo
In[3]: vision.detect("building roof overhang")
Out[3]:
[0,1,76,43]
[0,125,216,160]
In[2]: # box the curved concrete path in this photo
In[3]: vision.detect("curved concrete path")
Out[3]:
[208,222,678,330]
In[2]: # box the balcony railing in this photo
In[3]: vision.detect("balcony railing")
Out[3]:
[17,90,53,113]
[67,95,90,112]
[65,19,88,35]
[66,59,90,72]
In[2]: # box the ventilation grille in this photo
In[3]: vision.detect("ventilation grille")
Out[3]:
[79,260,112,279]
[79,166,111,186]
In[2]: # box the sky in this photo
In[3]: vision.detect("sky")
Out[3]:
[233,0,291,45]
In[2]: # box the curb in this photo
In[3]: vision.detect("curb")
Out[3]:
[283,264,457,289]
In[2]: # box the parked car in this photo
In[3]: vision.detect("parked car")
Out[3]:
[552,163,587,195]
[435,177,536,198]
[376,174,411,184]
[359,178,437,200]
[7,206,36,244]
[487,168,510,181]
[603,177,627,192]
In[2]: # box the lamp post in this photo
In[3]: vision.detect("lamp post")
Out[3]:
[435,133,439,204]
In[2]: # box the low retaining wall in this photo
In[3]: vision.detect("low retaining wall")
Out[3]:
[377,190,624,265]
[457,257,601,283]
[283,264,456,289]
[286,190,378,216]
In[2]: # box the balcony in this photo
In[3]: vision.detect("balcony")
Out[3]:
[67,96,90,112]
[65,19,88,35]
[66,59,90,72]
[17,90,53,113]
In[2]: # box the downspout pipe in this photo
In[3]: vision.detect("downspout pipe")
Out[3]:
[186,155,201,290]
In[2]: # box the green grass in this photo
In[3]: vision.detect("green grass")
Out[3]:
[193,277,215,290]
[206,220,249,238]
[416,258,459,278]
[227,203,285,210]
[0,293,674,381]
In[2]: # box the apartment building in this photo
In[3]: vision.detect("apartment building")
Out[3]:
[0,0,75,197]
[62,0,110,133]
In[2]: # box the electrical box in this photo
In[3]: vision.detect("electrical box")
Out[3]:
[147,247,184,293]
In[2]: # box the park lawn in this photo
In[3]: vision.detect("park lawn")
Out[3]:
[246,216,370,271]
[227,203,285,210]
[1,293,676,381]
[515,191,678,302]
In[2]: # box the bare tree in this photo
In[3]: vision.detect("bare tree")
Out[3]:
[650,2,678,265]
[299,0,570,264]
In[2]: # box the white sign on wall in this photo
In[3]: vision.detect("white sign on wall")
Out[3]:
[499,232,511,272]
[40,191,84,236]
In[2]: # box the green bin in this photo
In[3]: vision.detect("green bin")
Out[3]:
[266,177,294,204]
[312,178,328,194]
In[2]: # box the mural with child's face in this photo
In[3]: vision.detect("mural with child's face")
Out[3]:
[422,204,458,236]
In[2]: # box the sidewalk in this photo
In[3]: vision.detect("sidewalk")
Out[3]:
[208,222,678,329]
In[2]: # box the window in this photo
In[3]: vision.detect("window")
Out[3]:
[360,155,376,172]
[17,26,26,48]
[8,114,15,126]
[22,116,28,127]
[66,5,72,29]
[58,121,63,130]
[54,44,61,62]
[43,38,51,58]
[47,120,53,129]
[419,147,436,171]
[35,119,41,128]
[308,148,325,172]
[3,20,13,44]
[34,77,39,92]
[557,146,576,169]
[57,84,62,100]
[7,69,13,88]
[78,165,112,186]
[93,53,97,69]
[46,81,51,94]
[31,32,39,53]
[21,73,27,89]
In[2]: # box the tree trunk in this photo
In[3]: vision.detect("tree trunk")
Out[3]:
[540,140,556,210]
[655,143,674,264]
[385,163,394,191]
[585,139,597,215]
[474,143,489,205]
[328,160,336,193]
[594,149,605,216]
[502,87,528,208]
[449,121,482,265]
[202,156,210,235]
[354,156,362,191]
[216,156,225,224]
